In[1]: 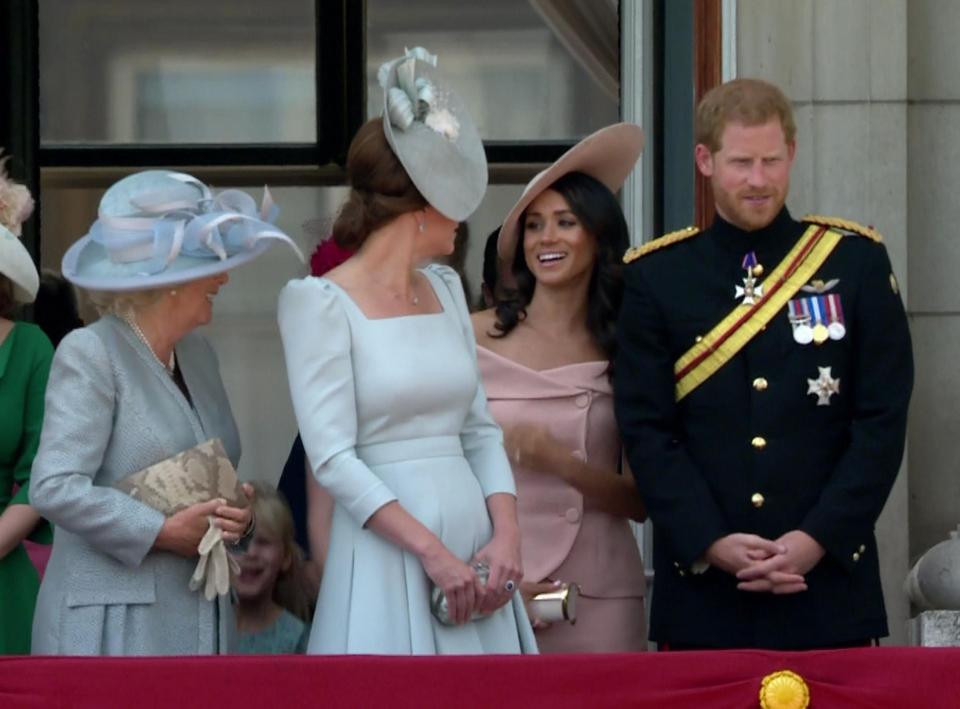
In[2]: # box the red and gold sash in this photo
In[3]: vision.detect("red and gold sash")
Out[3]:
[673,224,842,401]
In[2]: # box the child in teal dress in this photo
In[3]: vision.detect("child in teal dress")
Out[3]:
[234,483,312,654]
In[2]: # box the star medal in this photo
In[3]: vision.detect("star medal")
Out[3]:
[788,298,814,344]
[735,251,764,306]
[807,366,840,406]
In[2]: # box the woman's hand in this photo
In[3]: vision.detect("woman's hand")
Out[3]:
[503,424,570,477]
[521,579,563,630]
[0,504,43,561]
[154,498,225,557]
[508,428,648,523]
[419,540,484,625]
[474,527,523,615]
[215,483,255,543]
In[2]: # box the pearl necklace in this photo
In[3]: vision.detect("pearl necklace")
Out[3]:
[122,315,176,375]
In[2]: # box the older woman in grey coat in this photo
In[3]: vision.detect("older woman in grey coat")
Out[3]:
[30,170,302,655]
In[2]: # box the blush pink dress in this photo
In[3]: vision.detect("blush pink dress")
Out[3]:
[478,346,647,652]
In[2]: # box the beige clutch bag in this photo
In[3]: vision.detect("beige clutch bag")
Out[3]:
[114,438,246,600]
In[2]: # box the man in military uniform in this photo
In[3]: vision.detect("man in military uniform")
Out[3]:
[614,78,913,649]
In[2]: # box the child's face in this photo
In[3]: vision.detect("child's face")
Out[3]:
[235,529,289,601]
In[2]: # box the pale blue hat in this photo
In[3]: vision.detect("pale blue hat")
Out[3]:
[378,47,487,222]
[62,170,303,292]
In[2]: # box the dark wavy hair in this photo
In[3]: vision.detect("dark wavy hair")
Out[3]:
[332,118,428,250]
[492,171,629,377]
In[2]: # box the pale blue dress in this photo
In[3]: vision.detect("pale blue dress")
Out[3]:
[278,264,537,655]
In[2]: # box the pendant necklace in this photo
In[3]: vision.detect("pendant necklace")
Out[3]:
[369,275,419,305]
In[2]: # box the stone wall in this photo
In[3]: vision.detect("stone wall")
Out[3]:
[905,0,960,567]
[737,0,911,643]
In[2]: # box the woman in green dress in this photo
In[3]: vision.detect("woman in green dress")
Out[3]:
[0,170,53,654]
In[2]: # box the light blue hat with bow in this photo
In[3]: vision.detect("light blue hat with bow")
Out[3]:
[378,47,488,222]
[62,170,303,292]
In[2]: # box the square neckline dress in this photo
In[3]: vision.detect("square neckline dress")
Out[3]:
[278,264,537,654]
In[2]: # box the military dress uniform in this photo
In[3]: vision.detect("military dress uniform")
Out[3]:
[614,207,913,650]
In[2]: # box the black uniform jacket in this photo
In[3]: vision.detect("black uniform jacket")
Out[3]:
[614,208,913,649]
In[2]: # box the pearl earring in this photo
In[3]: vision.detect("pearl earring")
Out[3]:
[169,289,178,296]
[418,220,425,234]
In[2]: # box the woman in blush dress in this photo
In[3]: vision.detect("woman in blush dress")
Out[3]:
[472,124,649,653]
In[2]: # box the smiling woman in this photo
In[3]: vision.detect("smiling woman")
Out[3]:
[521,187,599,290]
[471,124,649,653]
[29,170,303,656]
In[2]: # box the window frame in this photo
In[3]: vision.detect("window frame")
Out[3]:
[34,0,363,170]
[26,0,580,171]
[2,0,634,259]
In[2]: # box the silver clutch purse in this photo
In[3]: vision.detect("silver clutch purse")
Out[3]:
[430,561,490,625]
[113,438,246,600]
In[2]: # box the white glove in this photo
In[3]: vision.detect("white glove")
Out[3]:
[189,517,240,601]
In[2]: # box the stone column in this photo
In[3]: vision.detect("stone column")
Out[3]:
[905,0,960,584]
[737,0,910,644]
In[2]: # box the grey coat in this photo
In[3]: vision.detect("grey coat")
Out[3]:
[30,315,241,655]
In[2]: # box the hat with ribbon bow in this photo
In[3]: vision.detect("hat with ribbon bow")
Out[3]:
[378,47,487,222]
[62,170,304,292]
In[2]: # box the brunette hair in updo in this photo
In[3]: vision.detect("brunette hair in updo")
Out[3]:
[332,119,428,250]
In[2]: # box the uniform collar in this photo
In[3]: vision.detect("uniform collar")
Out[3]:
[709,207,801,255]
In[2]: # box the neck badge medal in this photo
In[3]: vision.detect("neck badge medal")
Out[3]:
[735,251,764,306]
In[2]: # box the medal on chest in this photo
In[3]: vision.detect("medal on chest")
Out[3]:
[787,293,846,346]
[807,366,841,406]
[735,251,764,306]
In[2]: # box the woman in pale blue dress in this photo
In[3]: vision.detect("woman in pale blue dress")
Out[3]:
[277,48,536,654]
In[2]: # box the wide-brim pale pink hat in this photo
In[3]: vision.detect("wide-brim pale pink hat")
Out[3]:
[497,123,644,265]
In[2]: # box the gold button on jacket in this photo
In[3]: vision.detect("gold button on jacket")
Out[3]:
[751,436,767,450]
[751,492,765,508]
[753,377,768,391]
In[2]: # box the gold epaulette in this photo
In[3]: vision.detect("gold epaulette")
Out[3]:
[623,225,700,263]
[801,215,883,243]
